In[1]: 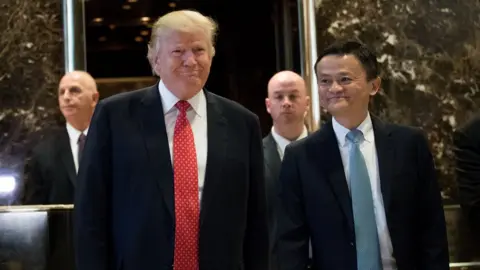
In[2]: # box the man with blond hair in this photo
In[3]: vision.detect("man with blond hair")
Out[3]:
[23,70,99,205]
[74,10,269,270]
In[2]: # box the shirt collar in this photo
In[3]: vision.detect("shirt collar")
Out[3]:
[332,112,374,147]
[158,80,205,117]
[66,122,88,142]
[271,125,309,147]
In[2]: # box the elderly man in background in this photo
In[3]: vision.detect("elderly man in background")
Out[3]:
[74,10,269,270]
[23,70,98,205]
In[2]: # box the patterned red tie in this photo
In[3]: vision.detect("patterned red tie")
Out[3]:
[173,100,200,270]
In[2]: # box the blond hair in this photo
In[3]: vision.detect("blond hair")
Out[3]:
[147,10,218,75]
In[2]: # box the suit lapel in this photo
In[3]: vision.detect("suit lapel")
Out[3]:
[138,85,175,219]
[58,129,76,187]
[372,116,394,214]
[200,92,228,226]
[263,133,282,181]
[312,122,354,231]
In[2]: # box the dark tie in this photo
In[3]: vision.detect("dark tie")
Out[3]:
[77,133,86,165]
[346,129,382,270]
[173,100,199,270]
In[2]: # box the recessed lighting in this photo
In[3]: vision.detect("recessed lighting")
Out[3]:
[127,0,138,2]
[135,36,143,42]
[109,24,116,30]
[168,2,176,8]
[122,4,131,10]
[93,17,103,23]
[99,36,107,42]
[141,17,150,22]
[140,30,149,36]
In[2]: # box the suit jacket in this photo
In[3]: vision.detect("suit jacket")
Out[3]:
[74,84,269,270]
[454,113,480,243]
[263,133,282,269]
[276,116,449,270]
[22,127,76,270]
[23,127,76,205]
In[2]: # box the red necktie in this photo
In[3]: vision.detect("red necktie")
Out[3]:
[173,100,199,270]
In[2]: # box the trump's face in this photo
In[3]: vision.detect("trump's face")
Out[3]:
[153,29,213,100]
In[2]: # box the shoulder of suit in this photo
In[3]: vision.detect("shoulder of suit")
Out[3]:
[30,127,66,154]
[457,113,480,135]
[207,92,258,119]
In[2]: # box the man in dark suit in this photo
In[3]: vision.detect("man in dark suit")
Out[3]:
[21,70,98,270]
[263,70,310,268]
[74,10,269,270]
[454,114,480,245]
[23,70,99,204]
[276,40,449,269]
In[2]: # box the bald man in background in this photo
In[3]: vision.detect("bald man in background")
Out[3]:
[263,70,310,269]
[23,71,99,205]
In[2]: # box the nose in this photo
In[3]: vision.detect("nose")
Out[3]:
[281,96,292,107]
[329,81,343,93]
[183,50,198,67]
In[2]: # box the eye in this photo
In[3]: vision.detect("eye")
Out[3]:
[340,77,352,83]
[319,78,330,85]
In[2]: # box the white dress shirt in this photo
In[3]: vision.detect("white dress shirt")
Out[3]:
[159,80,207,201]
[271,125,308,160]
[66,122,88,173]
[332,113,397,270]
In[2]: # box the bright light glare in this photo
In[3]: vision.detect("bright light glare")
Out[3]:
[0,175,16,193]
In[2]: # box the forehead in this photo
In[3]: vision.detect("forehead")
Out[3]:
[269,79,305,94]
[58,75,86,90]
[162,29,209,46]
[316,54,366,76]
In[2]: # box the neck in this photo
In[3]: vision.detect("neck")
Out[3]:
[333,110,368,130]
[67,119,90,132]
[274,123,305,141]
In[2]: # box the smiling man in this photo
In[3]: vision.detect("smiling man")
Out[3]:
[276,40,449,270]
[23,70,99,205]
[74,10,269,270]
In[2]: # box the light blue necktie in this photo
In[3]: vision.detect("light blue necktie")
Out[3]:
[346,129,382,270]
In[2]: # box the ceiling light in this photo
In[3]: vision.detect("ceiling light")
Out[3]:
[127,0,138,2]
[168,2,176,8]
[93,17,103,23]
[99,36,107,42]
[141,17,150,22]
[135,36,143,42]
[109,24,116,30]
[140,30,149,36]
[122,4,131,10]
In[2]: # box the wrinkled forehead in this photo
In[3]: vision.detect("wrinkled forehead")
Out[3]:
[58,75,89,92]
[316,54,366,77]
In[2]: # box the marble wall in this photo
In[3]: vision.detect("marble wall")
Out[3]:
[315,0,480,204]
[0,0,64,204]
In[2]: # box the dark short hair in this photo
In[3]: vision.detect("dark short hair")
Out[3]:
[314,40,379,81]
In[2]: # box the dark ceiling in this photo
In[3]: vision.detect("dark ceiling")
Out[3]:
[83,0,279,78]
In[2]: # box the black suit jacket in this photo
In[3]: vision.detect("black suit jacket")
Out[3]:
[74,85,269,270]
[276,116,449,270]
[23,128,76,205]
[454,113,480,243]
[263,133,282,269]
[22,128,76,270]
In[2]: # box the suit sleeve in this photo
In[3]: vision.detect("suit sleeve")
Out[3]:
[244,115,270,270]
[22,149,48,205]
[276,145,309,270]
[74,101,112,270]
[453,117,480,242]
[415,131,449,269]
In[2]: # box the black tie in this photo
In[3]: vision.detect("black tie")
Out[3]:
[78,133,86,165]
